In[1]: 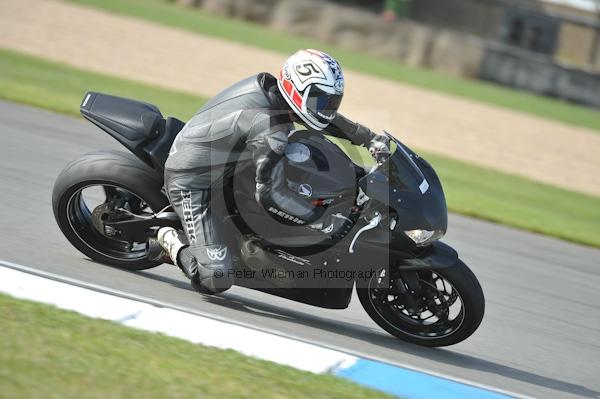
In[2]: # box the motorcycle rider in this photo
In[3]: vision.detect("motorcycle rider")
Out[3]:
[154,49,390,294]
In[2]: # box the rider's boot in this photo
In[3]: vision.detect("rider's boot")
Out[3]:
[156,227,233,294]
[156,227,187,265]
[176,244,234,294]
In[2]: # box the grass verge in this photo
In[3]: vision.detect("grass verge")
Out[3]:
[0,49,202,120]
[1,49,598,247]
[0,292,392,399]
[424,152,600,247]
[69,0,600,133]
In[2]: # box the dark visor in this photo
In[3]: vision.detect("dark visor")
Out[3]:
[306,86,343,121]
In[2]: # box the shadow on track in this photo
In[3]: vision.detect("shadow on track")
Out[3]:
[135,269,599,398]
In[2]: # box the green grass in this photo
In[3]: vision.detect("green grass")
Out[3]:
[1,49,598,247]
[423,152,600,246]
[69,0,600,132]
[0,50,202,120]
[0,293,392,399]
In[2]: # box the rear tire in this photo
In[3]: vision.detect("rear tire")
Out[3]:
[358,260,485,347]
[52,150,169,270]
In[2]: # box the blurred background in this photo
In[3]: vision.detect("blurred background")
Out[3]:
[1,1,600,398]
[177,0,600,106]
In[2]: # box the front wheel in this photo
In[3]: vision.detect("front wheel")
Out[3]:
[357,260,484,347]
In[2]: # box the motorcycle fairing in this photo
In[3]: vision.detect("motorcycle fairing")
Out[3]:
[80,92,164,158]
[359,140,448,233]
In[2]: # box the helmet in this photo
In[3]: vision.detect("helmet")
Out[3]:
[277,49,344,131]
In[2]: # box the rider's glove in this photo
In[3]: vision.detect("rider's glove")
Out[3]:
[368,134,391,162]
[309,212,354,240]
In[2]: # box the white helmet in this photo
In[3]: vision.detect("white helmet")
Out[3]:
[277,49,344,131]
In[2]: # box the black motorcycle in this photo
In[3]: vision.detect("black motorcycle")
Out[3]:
[52,92,484,347]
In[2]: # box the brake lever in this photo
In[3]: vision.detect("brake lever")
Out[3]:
[349,213,381,254]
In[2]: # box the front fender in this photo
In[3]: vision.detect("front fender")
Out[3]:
[346,238,459,271]
[398,241,459,270]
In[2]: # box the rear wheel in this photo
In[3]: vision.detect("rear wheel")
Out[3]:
[52,151,170,270]
[357,261,484,346]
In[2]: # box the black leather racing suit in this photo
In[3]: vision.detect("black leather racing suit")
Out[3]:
[164,72,374,293]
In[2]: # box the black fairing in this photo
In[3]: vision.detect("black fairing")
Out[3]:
[284,131,358,199]
[359,141,448,233]
[227,131,360,249]
[80,92,163,156]
[145,117,186,173]
[80,92,185,175]
[285,131,447,234]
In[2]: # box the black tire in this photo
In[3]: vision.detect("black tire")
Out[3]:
[52,150,169,270]
[357,260,485,347]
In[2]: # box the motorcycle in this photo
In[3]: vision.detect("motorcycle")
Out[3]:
[52,92,485,347]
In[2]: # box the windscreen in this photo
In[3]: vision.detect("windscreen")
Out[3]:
[387,138,429,195]
[358,134,429,207]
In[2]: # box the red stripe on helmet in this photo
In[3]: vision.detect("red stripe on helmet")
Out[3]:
[292,89,303,110]
[282,78,293,95]
[282,78,303,110]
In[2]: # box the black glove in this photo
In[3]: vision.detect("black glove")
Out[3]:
[309,212,354,240]
[368,134,391,162]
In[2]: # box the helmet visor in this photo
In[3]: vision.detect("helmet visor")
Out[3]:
[305,85,343,123]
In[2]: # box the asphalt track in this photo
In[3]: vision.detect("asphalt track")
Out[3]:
[1,100,599,398]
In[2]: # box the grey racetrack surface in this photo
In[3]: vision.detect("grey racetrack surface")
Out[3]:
[1,101,599,398]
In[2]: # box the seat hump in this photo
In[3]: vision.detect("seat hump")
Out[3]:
[80,92,163,141]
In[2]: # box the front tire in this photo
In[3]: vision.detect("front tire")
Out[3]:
[358,260,484,347]
[52,150,169,270]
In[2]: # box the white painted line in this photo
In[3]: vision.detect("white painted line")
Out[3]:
[0,264,153,320]
[0,260,531,399]
[0,260,355,347]
[124,306,357,373]
[0,263,355,374]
